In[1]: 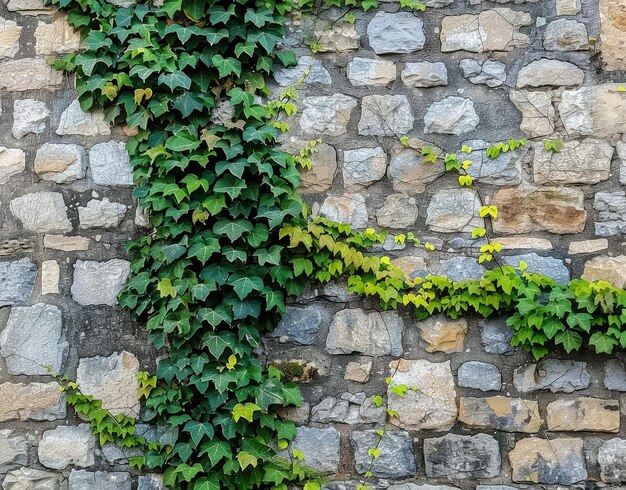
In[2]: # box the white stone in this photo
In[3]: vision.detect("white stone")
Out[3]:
[300,94,357,136]
[358,95,414,136]
[56,99,111,136]
[44,234,89,251]
[34,17,80,55]
[510,90,556,137]
[424,96,479,135]
[517,59,584,88]
[0,17,22,58]
[10,192,72,234]
[618,142,626,185]
[560,84,626,138]
[89,141,133,186]
[38,424,95,470]
[6,0,53,14]
[71,259,130,306]
[0,58,62,91]
[3,468,64,489]
[13,99,49,138]
[0,147,25,184]
[273,56,331,86]
[426,189,484,233]
[319,193,368,228]
[342,147,387,189]
[556,0,581,15]
[401,61,448,87]
[34,143,86,183]
[41,260,60,295]
[367,12,425,54]
[347,57,396,86]
[376,194,418,229]
[78,198,127,229]
[544,19,589,51]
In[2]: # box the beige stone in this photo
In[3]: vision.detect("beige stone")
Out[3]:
[498,237,554,251]
[387,359,457,430]
[344,360,372,383]
[284,141,336,194]
[347,57,396,86]
[560,84,626,138]
[582,255,626,287]
[600,0,626,70]
[388,147,445,194]
[391,256,426,281]
[43,234,89,251]
[546,397,620,432]
[517,59,584,88]
[568,239,609,255]
[0,382,65,422]
[34,17,80,55]
[41,260,59,295]
[557,0,581,15]
[7,0,54,14]
[0,147,25,185]
[0,58,63,91]
[459,397,544,433]
[315,25,360,52]
[0,17,22,58]
[492,185,587,235]
[509,90,556,138]
[416,315,467,353]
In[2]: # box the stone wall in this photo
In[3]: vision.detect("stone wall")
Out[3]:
[0,0,626,487]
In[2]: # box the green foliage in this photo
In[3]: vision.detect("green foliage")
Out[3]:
[544,139,564,152]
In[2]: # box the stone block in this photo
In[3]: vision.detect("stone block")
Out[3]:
[517,59,584,88]
[459,396,543,432]
[57,99,110,136]
[3,468,64,490]
[460,59,506,87]
[514,360,590,393]
[544,19,589,50]
[582,255,626,287]
[10,191,72,234]
[0,147,25,185]
[546,397,620,432]
[358,95,414,136]
[342,146,387,189]
[598,438,626,483]
[600,0,626,70]
[367,12,425,54]
[0,17,21,58]
[501,253,570,284]
[13,99,49,139]
[424,433,500,479]
[319,193,368,229]
[283,427,339,473]
[38,424,95,469]
[376,193,418,229]
[401,61,447,87]
[0,429,29,469]
[351,430,416,478]
[560,84,626,137]
[271,304,325,345]
[44,234,90,251]
[416,315,467,353]
[300,94,356,136]
[273,56,331,86]
[41,260,60,295]
[594,192,626,236]
[0,58,62,91]
[89,141,133,186]
[424,96,479,135]
[69,470,131,490]
[78,198,127,229]
[0,382,66,422]
[34,17,80,55]
[426,189,483,233]
[388,148,444,193]
[347,57,396,86]
[34,143,86,183]
[457,361,501,391]
[71,259,130,306]
[509,90,556,137]
[0,258,36,306]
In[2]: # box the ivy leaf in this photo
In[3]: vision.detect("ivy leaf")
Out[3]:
[236,451,257,470]
[157,278,177,298]
[213,219,253,241]
[183,420,214,447]
[198,305,233,327]
[166,131,200,152]
[232,402,261,423]
[228,275,263,300]
[202,331,236,358]
[209,4,236,24]
[554,330,582,353]
[213,175,247,199]
[158,71,192,92]
[248,30,282,54]
[567,312,593,333]
[173,92,206,118]
[589,332,618,354]
[188,239,220,265]
[211,54,242,78]
[199,440,232,466]
[244,8,274,27]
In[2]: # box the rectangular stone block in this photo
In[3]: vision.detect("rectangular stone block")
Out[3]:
[546,397,620,432]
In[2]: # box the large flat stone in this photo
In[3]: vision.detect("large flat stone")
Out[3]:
[544,19,589,51]
[501,253,570,284]
[367,12,425,54]
[284,427,339,473]
[457,362,501,391]
[0,147,25,184]
[352,430,416,478]
[34,17,80,55]
[509,90,556,137]
[424,96,479,135]
[69,470,131,490]
[38,424,95,469]
[388,147,445,193]
[514,360,590,393]
[71,259,130,306]
[57,99,110,136]
[426,189,484,233]
[300,94,356,136]
[0,258,36,306]
[3,468,64,490]
[347,57,396,86]
[594,192,626,236]
[13,99,49,139]
[582,255,626,287]
[463,139,524,185]
[416,315,467,353]
[459,396,543,432]
[376,193,418,229]
[271,304,326,345]
[0,382,66,422]
[424,433,500,479]
[598,438,626,483]
[10,191,72,234]
[0,58,62,91]
[34,143,86,183]
[78,198,127,229]
[0,429,29,469]
[0,17,21,58]
[517,59,584,88]
[546,397,620,432]
[342,146,387,189]
[358,95,414,136]
[600,0,626,70]
[401,61,447,87]
[560,84,626,137]
[89,141,133,186]
[318,193,368,229]
[273,56,331,86]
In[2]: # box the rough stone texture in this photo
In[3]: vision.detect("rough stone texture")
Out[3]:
[0,58,63,91]
[391,255,427,280]
[509,90,556,137]
[314,25,360,52]
[618,141,626,185]
[0,147,25,184]
[517,59,584,88]
[367,12,425,54]
[10,192,72,233]
[284,140,336,194]
[0,382,66,422]
[581,255,626,287]
[41,260,60,295]
[509,437,587,484]
[424,96,479,135]
[344,359,372,383]
[387,359,457,430]
[457,361,502,391]
[459,396,543,432]
[416,315,468,353]
[273,56,331,86]
[271,305,324,345]
[502,253,570,284]
[514,360,590,393]
[0,17,21,58]
[3,468,64,490]
[78,198,127,229]
[499,236,553,250]
[285,427,340,473]
[71,259,130,306]
[481,318,514,354]
[605,359,626,391]
[424,434,501,479]
[0,258,36,306]
[352,430,416,478]
[560,84,626,138]
[358,95,414,136]
[594,192,626,236]
[318,193,368,228]
[0,429,29,469]
[69,470,132,489]
[492,185,586,234]
[38,424,95,469]
[89,141,133,186]
[76,351,140,418]
[0,303,67,375]
[34,17,80,55]
[376,193,418,228]
[346,57,396,86]
[600,0,626,70]
[440,9,532,52]
[544,19,589,51]
[57,99,110,136]
[44,234,90,251]
[426,189,483,233]
[34,143,86,183]
[401,61,447,87]
[568,238,608,254]
[138,475,165,490]
[437,256,486,282]
[546,397,620,432]
[300,94,356,136]
[326,308,403,356]
[387,148,445,193]
[598,438,626,483]
[311,395,385,424]
[13,99,49,138]
[460,59,507,87]
[463,139,524,185]
[342,147,387,189]
[557,0,581,14]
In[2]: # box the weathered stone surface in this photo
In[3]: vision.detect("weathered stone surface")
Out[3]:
[517,59,584,88]
[347,57,396,86]
[0,58,63,91]
[276,402,310,425]
[605,359,626,391]
[459,396,543,432]
[463,139,524,185]
[352,430,416,478]
[0,258,36,306]
[437,256,486,282]
[35,17,80,55]
[300,94,356,136]
[56,99,110,136]
[0,17,21,58]
[482,318,514,354]
[509,90,556,137]
[72,259,130,306]
[342,147,387,188]
[568,238,608,254]
[416,315,467,353]
[598,438,626,483]
[0,382,65,422]
[618,141,626,185]
[13,99,49,139]
[544,19,589,51]
[272,305,324,345]
[376,194,418,228]
[546,397,620,432]
[509,437,587,484]
[440,9,532,52]
[42,260,59,295]
[138,475,165,490]
[345,359,372,383]
[391,255,427,280]
[460,59,507,87]
[0,147,25,184]
[89,141,133,186]
[388,359,457,430]
[458,361,502,391]
[69,470,131,490]
[326,309,403,356]
[401,61,447,87]
[78,198,127,229]
[312,395,385,424]
[514,360,590,393]
[492,185,586,234]
[1,304,67,375]
[424,96,479,135]
[502,253,570,284]
[3,468,64,490]
[315,25,359,52]
[284,140,336,194]
[10,192,72,234]
[498,236,553,250]
[388,148,445,193]
[319,193,368,228]
[560,84,626,137]
[285,427,339,473]
[557,0,581,14]
[424,434,500,479]
[0,429,29,469]
[134,205,151,228]
[76,351,140,418]
[581,255,626,287]
[600,0,626,70]
[44,234,89,251]
[387,485,459,490]
[273,56,331,86]
[594,192,626,236]
[6,0,52,13]
[367,12,425,54]
[35,143,86,183]
[426,189,483,233]
[38,424,95,469]
[359,95,414,136]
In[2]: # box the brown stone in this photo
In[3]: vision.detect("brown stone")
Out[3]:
[387,147,445,194]
[0,17,22,58]
[0,382,66,422]
[600,0,626,70]
[581,255,626,287]
[391,256,426,281]
[416,315,467,353]
[34,17,80,55]
[459,396,544,433]
[492,185,587,235]
[546,397,620,432]
[283,141,337,194]
[344,359,372,383]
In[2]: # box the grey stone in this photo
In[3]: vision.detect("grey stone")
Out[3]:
[0,258,36,306]
[517,59,584,88]
[594,191,626,236]
[458,361,502,391]
[359,95,414,136]
[514,359,590,393]
[401,61,447,87]
[509,90,556,137]
[0,429,29,469]
[502,253,570,284]
[311,395,385,424]
[0,303,67,375]
[0,382,66,422]
[71,259,130,306]
[0,17,21,58]
[34,143,86,183]
[38,424,95,470]
[437,256,486,282]
[388,486,459,490]
[314,25,360,52]
[89,141,133,186]
[0,147,25,184]
[598,438,626,484]
[319,193,368,228]
[462,139,524,185]
[300,94,356,136]
[69,470,131,490]
[342,147,387,188]
[271,305,324,345]
[273,56,331,86]
[325,308,403,356]
[346,57,396,86]
[3,468,64,490]
[376,193,418,229]
[78,198,127,229]
[557,0,581,14]
[287,141,337,194]
[618,142,626,185]
[560,84,626,138]
[424,433,501,479]
[387,148,445,193]
[6,0,52,14]
[459,396,543,433]
[544,19,589,51]
[604,359,626,391]
[460,59,507,87]
[481,318,514,355]
[13,99,49,138]
[284,427,339,473]
[10,192,72,234]
[138,475,165,490]
[424,97,479,135]
[352,430,416,478]
[367,12,425,54]
[0,58,63,91]
[426,189,484,233]
[57,99,110,136]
